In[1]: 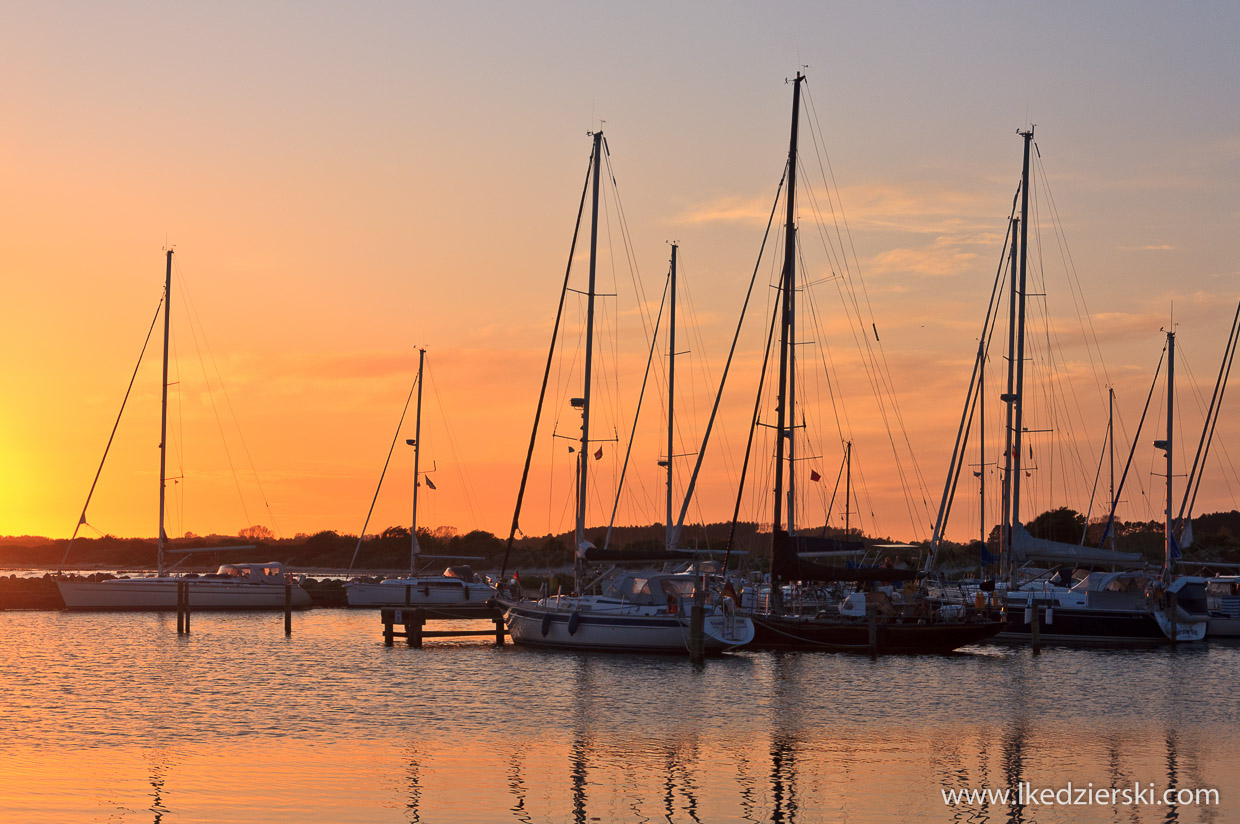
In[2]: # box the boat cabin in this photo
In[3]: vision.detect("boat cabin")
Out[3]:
[209,563,288,584]
[602,574,697,606]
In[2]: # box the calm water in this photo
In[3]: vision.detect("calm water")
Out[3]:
[1,608,1237,823]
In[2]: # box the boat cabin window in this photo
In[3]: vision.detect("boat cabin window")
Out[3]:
[262,566,281,578]
[216,565,245,579]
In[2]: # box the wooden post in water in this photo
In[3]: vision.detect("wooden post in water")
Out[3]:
[176,581,185,634]
[1169,590,1178,648]
[284,582,292,636]
[1030,604,1041,654]
[409,610,423,648]
[688,584,706,663]
[867,603,878,658]
[494,614,506,645]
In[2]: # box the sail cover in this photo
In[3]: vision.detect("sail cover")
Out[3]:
[771,530,917,583]
[1011,524,1144,567]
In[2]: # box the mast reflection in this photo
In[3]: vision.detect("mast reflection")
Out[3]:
[1001,716,1028,824]
[403,745,422,824]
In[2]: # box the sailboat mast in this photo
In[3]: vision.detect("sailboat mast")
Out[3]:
[1164,330,1175,579]
[1001,127,1031,577]
[788,224,798,535]
[575,130,603,593]
[157,249,172,576]
[1109,386,1116,550]
[772,72,803,539]
[410,347,425,575]
[1009,128,1034,549]
[1000,216,1018,579]
[666,244,677,552]
[844,440,851,536]
[979,352,986,554]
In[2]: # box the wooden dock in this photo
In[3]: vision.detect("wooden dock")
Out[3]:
[380,607,506,648]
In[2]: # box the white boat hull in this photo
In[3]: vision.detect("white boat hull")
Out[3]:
[502,600,754,654]
[345,579,495,611]
[57,578,312,610]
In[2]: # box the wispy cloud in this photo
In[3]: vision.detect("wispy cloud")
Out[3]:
[1118,244,1176,251]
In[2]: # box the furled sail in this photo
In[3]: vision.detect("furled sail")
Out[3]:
[771,530,917,583]
[1011,523,1144,567]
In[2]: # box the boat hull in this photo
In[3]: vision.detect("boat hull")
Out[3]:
[345,579,497,616]
[748,614,1004,653]
[502,601,754,654]
[998,605,1206,645]
[57,579,313,610]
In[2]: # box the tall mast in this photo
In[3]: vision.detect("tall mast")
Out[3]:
[1009,128,1034,553]
[1163,329,1176,579]
[666,244,678,552]
[844,440,852,536]
[788,223,798,535]
[979,362,986,555]
[1108,386,1116,550]
[409,347,425,575]
[157,249,172,576]
[1000,215,1019,579]
[772,72,803,541]
[575,130,603,594]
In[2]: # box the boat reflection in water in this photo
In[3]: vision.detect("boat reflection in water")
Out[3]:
[5,608,1239,823]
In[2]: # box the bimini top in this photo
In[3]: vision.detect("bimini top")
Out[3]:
[211,563,287,583]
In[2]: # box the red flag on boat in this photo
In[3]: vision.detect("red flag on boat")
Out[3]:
[809,469,821,482]
[594,447,604,460]
[424,477,437,490]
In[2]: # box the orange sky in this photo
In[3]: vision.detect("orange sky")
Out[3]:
[2,3,1237,545]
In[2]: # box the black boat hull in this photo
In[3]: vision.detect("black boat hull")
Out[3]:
[747,615,1005,653]
[998,605,1175,645]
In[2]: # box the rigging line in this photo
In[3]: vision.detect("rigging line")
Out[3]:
[724,276,783,567]
[497,146,594,583]
[425,360,483,530]
[677,252,739,486]
[931,193,1018,552]
[347,365,420,572]
[1177,300,1240,527]
[1027,185,1098,503]
[1080,395,1111,543]
[675,161,788,554]
[802,86,933,508]
[827,265,922,535]
[1180,312,1240,522]
[180,293,282,539]
[1034,152,1112,393]
[1099,343,1167,547]
[61,297,165,566]
[603,147,658,360]
[175,267,252,530]
[169,313,186,539]
[604,275,668,550]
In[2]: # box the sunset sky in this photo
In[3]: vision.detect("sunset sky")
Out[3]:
[2,2,1237,546]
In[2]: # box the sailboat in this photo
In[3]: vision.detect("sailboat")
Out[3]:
[57,251,311,610]
[344,348,496,615]
[717,73,1003,653]
[499,134,753,653]
[922,130,1206,644]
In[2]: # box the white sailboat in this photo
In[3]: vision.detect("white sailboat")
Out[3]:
[344,348,495,614]
[57,251,311,611]
[499,135,753,653]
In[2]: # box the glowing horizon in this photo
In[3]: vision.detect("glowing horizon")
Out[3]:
[3,3,1237,547]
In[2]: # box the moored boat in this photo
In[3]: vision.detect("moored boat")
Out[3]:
[58,562,311,610]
